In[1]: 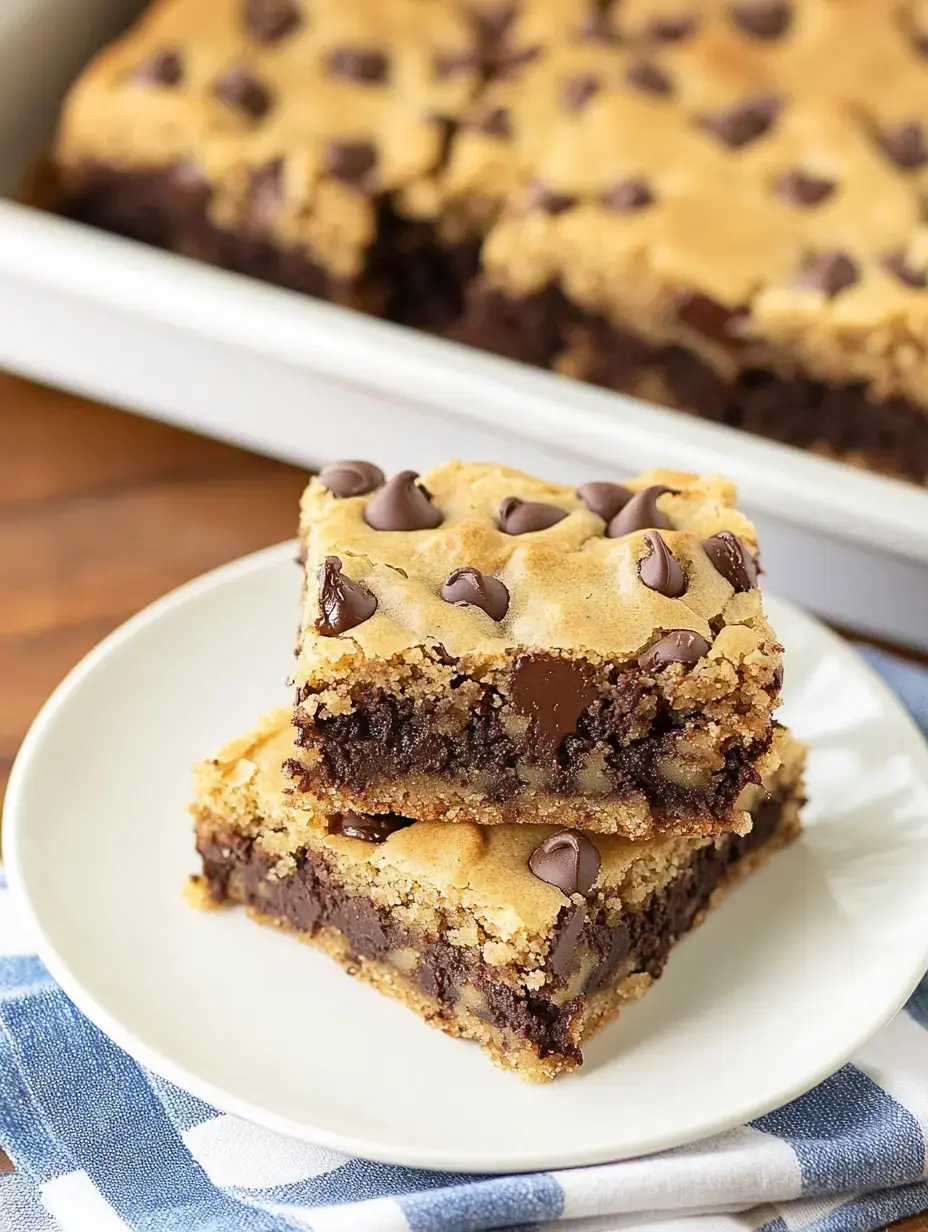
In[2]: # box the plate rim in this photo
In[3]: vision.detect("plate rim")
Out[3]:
[6,540,928,1173]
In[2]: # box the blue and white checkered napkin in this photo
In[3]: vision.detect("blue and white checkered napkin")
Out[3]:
[2,645,928,1232]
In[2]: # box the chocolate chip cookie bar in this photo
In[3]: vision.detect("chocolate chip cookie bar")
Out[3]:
[190,709,804,1081]
[290,460,783,839]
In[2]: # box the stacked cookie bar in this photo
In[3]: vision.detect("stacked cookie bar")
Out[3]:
[190,461,804,1080]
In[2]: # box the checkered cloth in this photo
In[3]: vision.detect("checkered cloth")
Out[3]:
[1,645,927,1232]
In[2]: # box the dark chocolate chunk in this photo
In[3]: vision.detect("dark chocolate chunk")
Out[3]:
[324,46,390,84]
[772,664,784,692]
[318,459,385,498]
[877,121,928,171]
[214,67,273,121]
[524,181,578,215]
[433,49,480,78]
[440,567,510,621]
[364,470,443,530]
[678,294,746,347]
[626,59,673,96]
[697,95,780,149]
[563,74,601,113]
[466,105,512,138]
[243,159,284,232]
[606,485,672,537]
[794,250,858,297]
[132,48,183,86]
[326,141,377,186]
[647,13,698,40]
[600,178,654,212]
[547,902,588,979]
[576,481,633,522]
[638,532,687,597]
[244,0,303,43]
[729,2,791,38]
[498,496,568,534]
[703,531,758,591]
[883,249,928,289]
[774,168,836,207]
[509,654,599,756]
[328,812,412,842]
[315,556,378,636]
[638,629,710,669]
[529,829,601,897]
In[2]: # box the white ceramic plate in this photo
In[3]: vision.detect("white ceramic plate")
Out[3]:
[6,543,928,1174]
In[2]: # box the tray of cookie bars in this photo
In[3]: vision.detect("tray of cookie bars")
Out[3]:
[1,0,928,647]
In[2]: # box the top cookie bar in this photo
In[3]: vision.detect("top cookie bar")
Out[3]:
[290,460,783,838]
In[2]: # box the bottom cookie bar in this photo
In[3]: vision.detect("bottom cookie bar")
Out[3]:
[190,710,804,1081]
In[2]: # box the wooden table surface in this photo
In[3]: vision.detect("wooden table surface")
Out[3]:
[1,368,925,1230]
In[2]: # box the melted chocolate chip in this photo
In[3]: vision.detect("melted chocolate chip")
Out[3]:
[647,13,698,41]
[510,654,599,756]
[703,531,758,591]
[214,67,273,120]
[600,178,654,212]
[638,629,710,669]
[878,121,928,170]
[315,556,378,636]
[328,812,412,842]
[325,46,390,84]
[243,159,284,232]
[467,105,512,138]
[243,0,303,43]
[364,470,442,530]
[563,74,601,112]
[434,48,480,78]
[730,1,791,38]
[326,141,377,186]
[440,567,510,621]
[529,829,601,897]
[606,485,672,537]
[498,496,568,534]
[318,459,385,498]
[678,294,747,347]
[883,249,928,289]
[794,250,858,297]
[576,481,633,522]
[133,48,183,86]
[626,59,673,96]
[638,532,687,597]
[524,181,578,215]
[774,168,836,207]
[547,902,588,978]
[697,95,780,149]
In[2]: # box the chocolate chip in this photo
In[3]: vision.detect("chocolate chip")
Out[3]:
[432,642,458,667]
[703,531,757,591]
[774,168,836,207]
[638,532,687,597]
[498,496,568,534]
[364,470,442,531]
[440,567,510,621]
[326,141,378,186]
[883,249,928,289]
[466,105,512,138]
[510,654,599,757]
[243,0,303,43]
[563,74,601,112]
[794,250,858,297]
[678,294,747,348]
[434,49,480,78]
[600,178,654,211]
[214,67,273,121]
[529,830,601,897]
[324,47,390,84]
[576,481,633,522]
[626,59,673,96]
[318,459,385,498]
[243,159,284,232]
[547,902,588,979]
[772,664,784,692]
[877,121,928,170]
[729,1,791,38]
[524,181,577,215]
[132,48,183,86]
[638,629,710,670]
[328,812,412,842]
[315,556,378,636]
[697,95,780,149]
[606,485,672,537]
[647,13,698,41]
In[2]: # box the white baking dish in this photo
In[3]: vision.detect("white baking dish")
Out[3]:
[1,0,927,648]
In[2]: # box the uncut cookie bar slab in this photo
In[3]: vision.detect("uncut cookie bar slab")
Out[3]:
[54,0,481,323]
[290,460,783,838]
[190,710,804,1081]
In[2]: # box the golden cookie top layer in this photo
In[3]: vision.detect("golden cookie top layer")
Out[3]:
[194,708,803,938]
[295,459,775,688]
[55,0,479,280]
